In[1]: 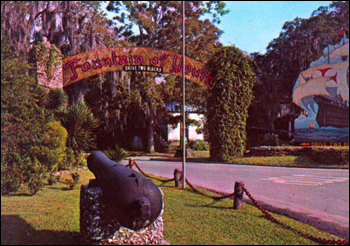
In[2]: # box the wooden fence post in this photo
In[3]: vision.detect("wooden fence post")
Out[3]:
[128,159,136,170]
[174,169,180,187]
[233,181,244,209]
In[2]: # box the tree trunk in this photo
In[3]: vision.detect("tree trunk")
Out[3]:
[146,103,155,153]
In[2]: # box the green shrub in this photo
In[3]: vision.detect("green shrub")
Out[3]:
[22,158,46,195]
[30,121,68,172]
[27,175,44,196]
[60,148,75,170]
[309,148,349,166]
[47,173,58,185]
[59,148,87,170]
[73,151,87,168]
[1,151,23,194]
[65,172,80,190]
[104,144,130,162]
[188,140,209,151]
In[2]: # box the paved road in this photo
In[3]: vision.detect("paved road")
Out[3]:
[130,158,349,239]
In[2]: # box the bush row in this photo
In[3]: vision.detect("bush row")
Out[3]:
[248,146,349,166]
[309,148,349,166]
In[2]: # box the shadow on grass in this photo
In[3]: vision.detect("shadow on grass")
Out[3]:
[45,186,76,191]
[187,204,234,210]
[2,193,33,197]
[1,215,83,245]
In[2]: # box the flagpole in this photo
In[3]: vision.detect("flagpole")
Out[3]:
[182,0,186,189]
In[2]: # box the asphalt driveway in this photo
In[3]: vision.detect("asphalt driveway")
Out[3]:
[129,158,349,240]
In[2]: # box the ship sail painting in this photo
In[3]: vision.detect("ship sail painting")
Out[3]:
[292,38,349,143]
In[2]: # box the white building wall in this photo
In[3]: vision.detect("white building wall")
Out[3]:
[167,113,204,141]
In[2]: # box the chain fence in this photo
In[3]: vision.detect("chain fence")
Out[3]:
[127,159,349,245]
[242,185,349,245]
[127,159,235,201]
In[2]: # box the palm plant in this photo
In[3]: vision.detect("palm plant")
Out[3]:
[60,101,99,151]
[104,144,130,163]
[35,87,68,111]
[46,88,68,110]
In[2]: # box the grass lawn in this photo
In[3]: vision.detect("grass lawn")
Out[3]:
[147,151,349,169]
[1,169,343,245]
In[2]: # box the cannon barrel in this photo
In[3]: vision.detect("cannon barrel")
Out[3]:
[87,151,163,230]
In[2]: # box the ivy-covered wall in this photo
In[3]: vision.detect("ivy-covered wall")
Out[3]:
[36,38,63,88]
[205,46,256,161]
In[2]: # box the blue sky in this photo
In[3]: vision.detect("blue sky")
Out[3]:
[217,1,333,54]
[103,1,333,54]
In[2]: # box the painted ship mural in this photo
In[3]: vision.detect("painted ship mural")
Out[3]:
[292,38,349,143]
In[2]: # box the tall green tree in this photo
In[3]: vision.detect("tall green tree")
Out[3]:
[1,1,113,57]
[101,1,229,151]
[1,37,60,194]
[249,1,349,135]
[1,1,118,107]
[205,46,255,161]
[84,72,167,152]
[107,1,228,60]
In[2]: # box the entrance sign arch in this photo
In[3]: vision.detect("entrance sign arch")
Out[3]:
[63,47,212,87]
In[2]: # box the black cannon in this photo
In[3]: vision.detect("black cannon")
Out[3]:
[87,151,163,230]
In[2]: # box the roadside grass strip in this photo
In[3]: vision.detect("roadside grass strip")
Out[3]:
[1,170,343,245]
[150,152,349,169]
